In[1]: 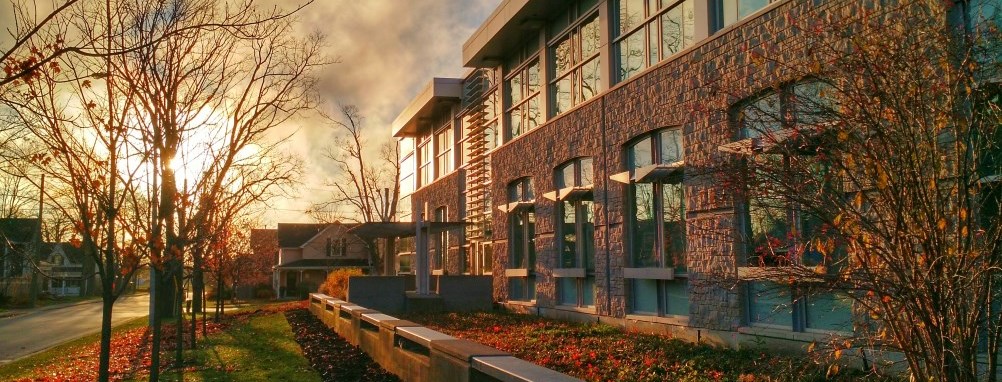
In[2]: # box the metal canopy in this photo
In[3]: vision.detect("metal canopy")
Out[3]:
[347,221,469,239]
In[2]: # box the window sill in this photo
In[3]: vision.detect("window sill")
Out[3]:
[625,313,690,327]
[552,268,586,278]
[505,300,536,306]
[738,325,850,343]
[553,305,596,314]
[504,268,531,277]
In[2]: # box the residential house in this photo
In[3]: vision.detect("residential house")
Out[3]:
[38,243,97,297]
[0,218,37,302]
[272,223,370,298]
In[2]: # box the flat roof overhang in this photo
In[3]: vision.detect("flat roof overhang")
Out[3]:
[462,0,568,68]
[391,78,463,138]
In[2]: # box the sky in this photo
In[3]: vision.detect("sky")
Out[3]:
[261,0,501,226]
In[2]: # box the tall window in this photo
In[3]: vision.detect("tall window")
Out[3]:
[507,177,535,301]
[620,128,689,317]
[555,158,596,307]
[435,125,453,177]
[433,207,448,272]
[550,2,601,116]
[418,137,433,187]
[734,83,852,332]
[615,0,695,81]
[506,60,541,140]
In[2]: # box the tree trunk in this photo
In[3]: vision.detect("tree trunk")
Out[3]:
[97,289,114,382]
[149,269,161,382]
[174,271,183,368]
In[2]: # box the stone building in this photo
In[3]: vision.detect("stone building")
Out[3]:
[391,0,1001,350]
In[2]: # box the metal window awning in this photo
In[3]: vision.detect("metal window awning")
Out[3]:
[346,221,469,239]
[541,185,593,201]
[609,160,685,184]
[718,124,834,156]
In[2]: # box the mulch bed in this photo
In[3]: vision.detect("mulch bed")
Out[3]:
[285,309,399,382]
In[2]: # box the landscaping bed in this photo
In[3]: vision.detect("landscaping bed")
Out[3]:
[285,308,399,382]
[406,311,888,382]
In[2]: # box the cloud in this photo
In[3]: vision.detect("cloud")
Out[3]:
[260,0,500,226]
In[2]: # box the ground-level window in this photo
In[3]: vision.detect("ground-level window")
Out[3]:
[554,158,596,308]
[506,177,535,301]
[620,128,689,317]
[433,206,448,272]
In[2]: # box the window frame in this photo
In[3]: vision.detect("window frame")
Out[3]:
[548,10,602,116]
[505,58,542,141]
[613,0,696,82]
[506,177,536,302]
[554,157,597,308]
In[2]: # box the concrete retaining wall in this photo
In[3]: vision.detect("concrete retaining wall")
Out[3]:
[309,293,582,382]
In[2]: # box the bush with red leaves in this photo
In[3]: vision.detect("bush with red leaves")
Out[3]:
[285,309,399,382]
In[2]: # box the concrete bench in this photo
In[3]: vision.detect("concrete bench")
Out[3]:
[337,304,377,345]
[321,298,347,328]
[393,326,456,381]
[358,313,405,370]
[308,293,333,316]
[471,356,583,382]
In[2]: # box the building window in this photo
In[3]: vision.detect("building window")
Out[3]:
[506,59,542,140]
[620,128,689,317]
[615,0,695,82]
[433,207,448,271]
[435,125,453,177]
[712,0,771,31]
[418,136,433,187]
[550,5,601,116]
[555,158,596,307]
[506,177,535,302]
[733,83,852,332]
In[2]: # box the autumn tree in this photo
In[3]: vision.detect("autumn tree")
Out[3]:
[709,1,1002,380]
[312,104,400,274]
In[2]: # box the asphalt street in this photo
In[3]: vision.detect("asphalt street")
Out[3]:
[0,294,150,364]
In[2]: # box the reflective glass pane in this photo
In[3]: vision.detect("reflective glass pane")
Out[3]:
[663,183,686,270]
[660,129,683,163]
[619,0,645,34]
[580,58,601,102]
[508,73,523,105]
[661,4,684,56]
[561,201,578,268]
[583,277,595,306]
[665,279,689,316]
[618,30,646,80]
[806,292,853,331]
[509,277,526,301]
[632,183,659,267]
[632,279,659,314]
[738,0,769,19]
[554,37,573,75]
[557,162,576,188]
[554,75,573,115]
[580,157,594,185]
[630,136,654,169]
[559,278,578,305]
[749,281,793,327]
[581,201,596,270]
[741,92,783,138]
[647,24,659,65]
[749,183,791,266]
[509,106,523,139]
[526,95,541,130]
[511,214,526,268]
[581,17,600,58]
[527,61,540,94]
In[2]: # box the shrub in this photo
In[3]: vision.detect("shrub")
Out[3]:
[318,268,363,299]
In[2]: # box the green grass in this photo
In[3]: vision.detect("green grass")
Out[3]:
[0,316,149,380]
[137,312,320,382]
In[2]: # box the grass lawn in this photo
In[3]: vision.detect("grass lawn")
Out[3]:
[0,301,318,382]
[140,310,320,382]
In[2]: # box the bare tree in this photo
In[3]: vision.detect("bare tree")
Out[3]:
[708,1,1002,380]
[314,104,400,274]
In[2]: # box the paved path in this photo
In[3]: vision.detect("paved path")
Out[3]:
[0,294,150,364]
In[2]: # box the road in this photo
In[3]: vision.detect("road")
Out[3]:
[0,294,150,364]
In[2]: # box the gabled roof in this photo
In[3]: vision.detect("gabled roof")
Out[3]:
[41,242,88,264]
[276,223,360,248]
[0,218,38,244]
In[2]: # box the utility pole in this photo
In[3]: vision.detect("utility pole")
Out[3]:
[28,174,44,308]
